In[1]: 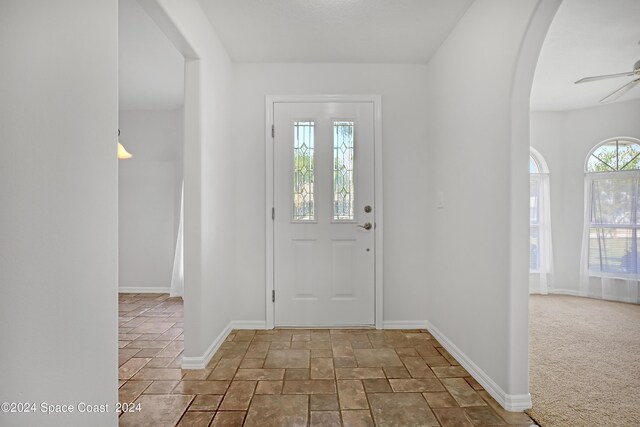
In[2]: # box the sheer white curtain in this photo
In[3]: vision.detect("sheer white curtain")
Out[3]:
[580,172,640,303]
[170,182,184,298]
[531,172,553,293]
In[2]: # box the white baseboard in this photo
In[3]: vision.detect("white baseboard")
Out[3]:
[383,320,429,329]
[549,289,580,296]
[425,320,532,412]
[233,320,268,329]
[181,320,268,369]
[119,286,171,294]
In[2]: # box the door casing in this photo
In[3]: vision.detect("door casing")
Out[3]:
[265,95,383,329]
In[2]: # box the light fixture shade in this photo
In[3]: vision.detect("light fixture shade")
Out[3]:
[117,142,133,159]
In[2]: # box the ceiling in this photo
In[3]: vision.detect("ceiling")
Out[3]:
[119,0,184,110]
[531,0,640,111]
[198,0,473,63]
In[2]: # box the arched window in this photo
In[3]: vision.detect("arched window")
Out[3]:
[530,148,552,294]
[582,138,640,293]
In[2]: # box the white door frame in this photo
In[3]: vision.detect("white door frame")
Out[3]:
[265,94,384,329]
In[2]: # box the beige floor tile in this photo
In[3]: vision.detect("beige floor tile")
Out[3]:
[124,340,171,349]
[336,367,386,379]
[478,391,534,424]
[464,376,483,391]
[441,378,487,407]
[389,378,446,392]
[383,366,411,379]
[422,391,458,408]
[342,410,375,427]
[187,394,223,411]
[464,406,507,425]
[119,358,151,380]
[310,411,341,426]
[182,369,212,380]
[291,340,332,350]
[239,358,264,369]
[177,411,215,426]
[423,356,452,367]
[119,348,142,367]
[211,411,246,427]
[362,378,392,393]
[433,407,475,427]
[244,394,308,427]
[334,356,358,368]
[285,368,310,380]
[218,380,256,410]
[415,345,442,358]
[208,358,241,380]
[338,379,369,409]
[255,380,283,394]
[172,380,230,395]
[264,349,310,369]
[432,366,470,378]
[143,380,179,394]
[310,394,339,411]
[144,357,174,368]
[311,357,334,379]
[282,379,337,394]
[119,394,193,427]
[117,296,534,427]
[402,356,438,379]
[354,348,404,368]
[311,348,333,358]
[131,322,175,334]
[368,392,440,427]
[119,380,152,402]
[234,368,285,381]
[131,367,183,381]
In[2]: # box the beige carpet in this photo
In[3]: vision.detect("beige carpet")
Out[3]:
[527,295,640,427]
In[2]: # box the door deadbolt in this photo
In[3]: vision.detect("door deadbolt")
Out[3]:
[364,205,372,213]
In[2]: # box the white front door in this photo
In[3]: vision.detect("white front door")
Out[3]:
[273,102,376,326]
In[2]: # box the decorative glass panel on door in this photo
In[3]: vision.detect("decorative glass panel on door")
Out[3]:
[334,121,355,220]
[293,121,315,221]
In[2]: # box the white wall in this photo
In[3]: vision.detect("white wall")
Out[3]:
[231,63,430,323]
[118,110,183,292]
[147,0,237,361]
[0,1,118,426]
[423,0,559,409]
[531,99,640,296]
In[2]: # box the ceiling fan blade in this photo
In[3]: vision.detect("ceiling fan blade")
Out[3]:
[575,71,634,84]
[600,78,640,103]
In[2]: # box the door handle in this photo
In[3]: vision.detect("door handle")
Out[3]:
[357,222,372,230]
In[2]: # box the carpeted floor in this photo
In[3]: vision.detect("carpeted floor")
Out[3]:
[527,294,640,427]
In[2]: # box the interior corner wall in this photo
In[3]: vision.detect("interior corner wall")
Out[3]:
[424,0,544,405]
[531,99,640,295]
[150,0,236,361]
[0,1,118,426]
[231,63,430,324]
[118,109,184,292]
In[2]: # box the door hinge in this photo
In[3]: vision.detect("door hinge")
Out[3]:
[272,290,275,302]
[272,207,275,220]
[271,124,274,138]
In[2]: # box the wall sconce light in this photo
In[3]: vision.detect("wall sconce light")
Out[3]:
[117,129,133,160]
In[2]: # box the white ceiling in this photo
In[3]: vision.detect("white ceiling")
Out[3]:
[198,0,473,63]
[531,0,640,111]
[119,0,184,110]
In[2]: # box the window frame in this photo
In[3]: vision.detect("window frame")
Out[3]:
[584,137,640,278]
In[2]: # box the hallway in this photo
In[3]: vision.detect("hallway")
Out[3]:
[118,294,535,426]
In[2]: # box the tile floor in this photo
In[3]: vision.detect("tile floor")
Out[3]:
[118,293,537,426]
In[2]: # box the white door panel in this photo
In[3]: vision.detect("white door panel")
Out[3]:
[273,102,375,326]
